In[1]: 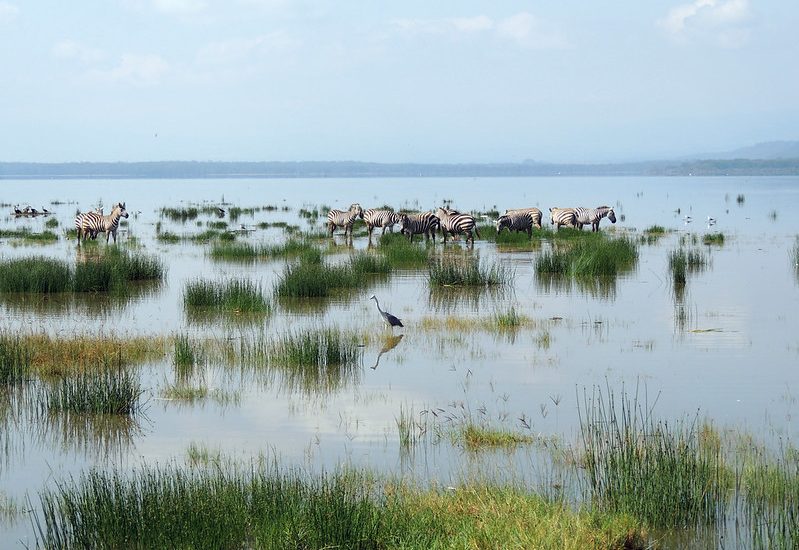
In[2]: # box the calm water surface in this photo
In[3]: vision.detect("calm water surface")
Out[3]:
[1,176,798,548]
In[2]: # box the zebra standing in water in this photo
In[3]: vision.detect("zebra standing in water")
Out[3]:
[326,203,363,237]
[549,207,577,230]
[363,208,402,238]
[78,202,129,243]
[573,206,616,232]
[496,210,536,237]
[398,212,440,242]
[74,206,104,241]
[435,207,480,244]
[504,207,543,229]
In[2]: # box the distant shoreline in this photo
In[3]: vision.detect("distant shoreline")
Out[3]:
[2,159,798,179]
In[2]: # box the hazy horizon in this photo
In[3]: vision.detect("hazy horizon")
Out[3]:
[1,1,797,164]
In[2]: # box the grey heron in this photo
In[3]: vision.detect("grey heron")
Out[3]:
[370,295,404,329]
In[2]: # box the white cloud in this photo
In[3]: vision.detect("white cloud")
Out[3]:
[91,54,170,86]
[659,0,751,46]
[392,12,568,49]
[196,31,298,65]
[0,1,19,22]
[151,0,207,16]
[52,40,107,64]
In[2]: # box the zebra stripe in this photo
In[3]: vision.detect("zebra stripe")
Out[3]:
[549,207,577,230]
[326,203,363,236]
[363,208,401,237]
[399,212,440,242]
[74,207,104,241]
[573,206,616,232]
[504,207,543,229]
[496,211,535,237]
[435,207,480,244]
[79,202,129,243]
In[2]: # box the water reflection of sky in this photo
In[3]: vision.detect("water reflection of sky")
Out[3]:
[1,176,799,547]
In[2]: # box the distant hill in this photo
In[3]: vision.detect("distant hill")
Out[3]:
[697,140,799,160]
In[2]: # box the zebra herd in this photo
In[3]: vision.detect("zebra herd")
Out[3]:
[327,203,616,243]
[74,202,129,244]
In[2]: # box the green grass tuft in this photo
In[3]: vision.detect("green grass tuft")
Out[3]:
[184,279,270,314]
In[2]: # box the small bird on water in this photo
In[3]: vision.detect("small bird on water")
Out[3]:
[370,295,404,329]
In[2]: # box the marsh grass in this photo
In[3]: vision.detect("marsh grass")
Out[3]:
[578,385,727,527]
[183,279,270,314]
[45,361,144,416]
[160,206,199,222]
[173,333,202,379]
[0,251,163,295]
[669,248,707,286]
[45,218,59,229]
[275,253,389,298]
[459,423,536,451]
[210,239,318,262]
[494,307,527,329]
[0,257,71,293]
[429,257,511,287]
[379,233,430,267]
[703,232,725,246]
[34,463,647,550]
[0,228,58,243]
[536,237,638,278]
[0,335,31,384]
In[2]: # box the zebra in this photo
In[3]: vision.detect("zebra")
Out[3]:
[434,207,480,244]
[549,207,577,230]
[398,212,440,242]
[573,206,616,232]
[74,206,104,241]
[78,202,129,243]
[496,211,535,237]
[363,208,402,238]
[504,207,543,229]
[326,203,364,237]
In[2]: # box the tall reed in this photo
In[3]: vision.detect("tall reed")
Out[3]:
[0,257,71,293]
[578,384,727,527]
[428,257,511,287]
[183,279,270,314]
[45,362,144,416]
[0,335,31,384]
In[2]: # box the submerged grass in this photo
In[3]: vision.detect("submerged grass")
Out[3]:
[459,423,537,451]
[379,233,431,267]
[669,248,707,286]
[275,253,389,298]
[209,239,318,261]
[0,335,31,384]
[34,463,647,550]
[703,232,725,246]
[0,257,72,293]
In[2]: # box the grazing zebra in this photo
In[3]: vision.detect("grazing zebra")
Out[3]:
[434,207,480,244]
[74,206,104,241]
[504,207,543,230]
[549,207,577,230]
[398,212,440,242]
[79,202,129,243]
[496,211,535,237]
[573,206,616,232]
[363,208,402,237]
[326,203,364,237]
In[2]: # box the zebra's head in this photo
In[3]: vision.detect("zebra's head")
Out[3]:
[115,202,130,218]
[397,213,410,229]
[434,207,449,220]
[496,215,510,232]
[606,208,616,223]
[350,203,363,218]
[549,207,557,225]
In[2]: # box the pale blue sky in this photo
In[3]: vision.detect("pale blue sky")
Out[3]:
[1,1,796,163]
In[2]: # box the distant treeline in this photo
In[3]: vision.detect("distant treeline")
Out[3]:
[1,159,798,179]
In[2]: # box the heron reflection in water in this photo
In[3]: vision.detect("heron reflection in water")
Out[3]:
[371,334,404,370]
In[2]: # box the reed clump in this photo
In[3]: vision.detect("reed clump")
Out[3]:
[0,335,31,384]
[210,239,318,261]
[429,257,511,287]
[183,279,270,314]
[0,257,71,293]
[459,423,536,451]
[45,362,144,416]
[578,385,727,528]
[536,237,637,278]
[703,232,725,246]
[379,233,430,267]
[275,253,389,298]
[34,463,647,549]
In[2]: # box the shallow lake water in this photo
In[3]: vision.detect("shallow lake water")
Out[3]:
[1,176,798,548]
